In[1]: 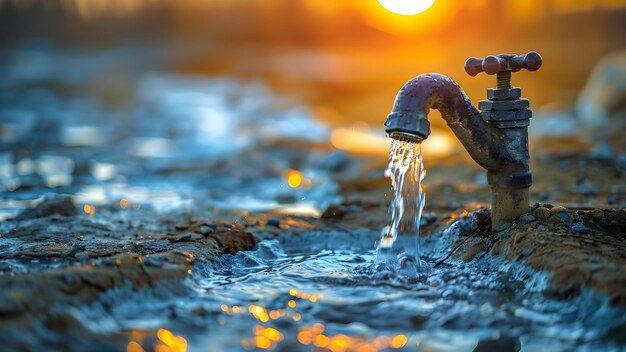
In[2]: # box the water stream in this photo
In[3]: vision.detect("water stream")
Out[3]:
[376,139,429,275]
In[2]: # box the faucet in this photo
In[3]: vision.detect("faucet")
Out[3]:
[385,52,542,230]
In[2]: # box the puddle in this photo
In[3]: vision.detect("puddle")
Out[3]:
[72,231,626,352]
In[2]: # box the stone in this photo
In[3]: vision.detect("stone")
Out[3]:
[199,225,213,235]
[533,207,551,221]
[520,214,537,223]
[576,50,626,137]
[14,194,77,221]
[550,206,567,214]
[555,212,571,223]
[570,224,592,235]
[590,209,605,222]
[174,223,188,230]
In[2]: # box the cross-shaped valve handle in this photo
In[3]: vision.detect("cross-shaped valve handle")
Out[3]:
[464,51,542,77]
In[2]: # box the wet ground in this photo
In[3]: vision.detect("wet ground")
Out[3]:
[1,45,626,352]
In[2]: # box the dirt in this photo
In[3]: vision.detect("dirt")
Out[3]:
[0,194,258,347]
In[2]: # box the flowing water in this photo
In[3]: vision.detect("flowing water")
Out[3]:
[376,139,429,276]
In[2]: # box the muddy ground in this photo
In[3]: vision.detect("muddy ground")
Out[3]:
[1,137,625,350]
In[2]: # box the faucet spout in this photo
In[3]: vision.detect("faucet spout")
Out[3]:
[385,73,519,173]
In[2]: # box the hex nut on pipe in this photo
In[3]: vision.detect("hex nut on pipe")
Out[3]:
[479,99,529,111]
[487,88,522,100]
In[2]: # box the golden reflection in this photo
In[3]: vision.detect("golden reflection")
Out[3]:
[119,198,130,208]
[289,288,323,302]
[83,204,96,216]
[242,325,285,350]
[155,328,187,352]
[390,334,408,348]
[285,169,305,188]
[330,125,389,155]
[249,304,270,322]
[331,124,456,158]
[126,341,145,352]
[296,324,410,352]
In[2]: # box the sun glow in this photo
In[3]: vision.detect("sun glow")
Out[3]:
[377,0,435,15]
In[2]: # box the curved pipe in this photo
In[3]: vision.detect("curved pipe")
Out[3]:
[385,73,521,173]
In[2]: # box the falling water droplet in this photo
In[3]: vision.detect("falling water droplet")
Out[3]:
[376,138,429,274]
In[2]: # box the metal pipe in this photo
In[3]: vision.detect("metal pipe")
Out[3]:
[386,73,522,173]
[385,69,535,229]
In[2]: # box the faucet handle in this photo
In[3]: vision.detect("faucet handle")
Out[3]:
[464,52,542,77]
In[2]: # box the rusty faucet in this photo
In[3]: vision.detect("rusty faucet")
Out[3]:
[385,52,542,229]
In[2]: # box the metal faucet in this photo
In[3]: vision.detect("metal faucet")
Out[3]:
[384,52,542,229]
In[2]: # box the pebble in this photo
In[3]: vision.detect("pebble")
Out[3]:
[179,233,192,241]
[520,214,536,223]
[199,225,213,235]
[533,207,551,220]
[14,194,77,220]
[555,212,570,223]
[174,223,188,230]
[591,209,605,222]
[550,206,567,214]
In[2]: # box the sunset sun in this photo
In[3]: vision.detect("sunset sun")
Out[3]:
[377,0,435,15]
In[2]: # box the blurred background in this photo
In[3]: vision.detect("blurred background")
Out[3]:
[2,0,626,152]
[1,0,626,219]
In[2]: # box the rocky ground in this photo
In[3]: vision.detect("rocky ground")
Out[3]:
[1,138,625,350]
